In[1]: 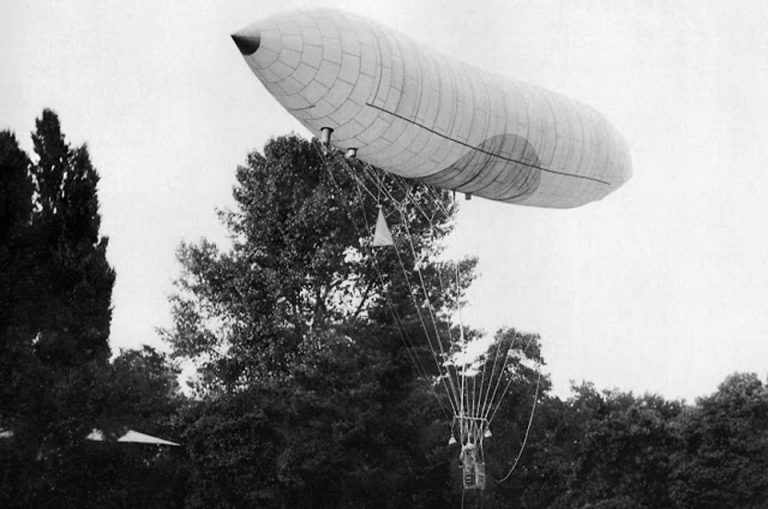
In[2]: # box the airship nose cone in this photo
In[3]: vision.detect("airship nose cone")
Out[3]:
[231,33,260,55]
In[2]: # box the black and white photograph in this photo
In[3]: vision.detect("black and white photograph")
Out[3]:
[2,1,767,507]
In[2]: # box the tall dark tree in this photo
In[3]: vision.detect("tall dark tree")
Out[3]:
[0,130,33,322]
[30,109,115,366]
[0,130,35,427]
[0,110,117,507]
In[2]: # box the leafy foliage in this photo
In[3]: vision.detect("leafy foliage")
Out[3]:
[162,135,476,392]
[162,134,768,507]
[669,373,768,508]
[163,135,481,506]
[5,120,768,507]
[0,111,183,508]
[1,110,115,459]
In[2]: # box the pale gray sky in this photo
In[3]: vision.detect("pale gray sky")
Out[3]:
[2,0,767,401]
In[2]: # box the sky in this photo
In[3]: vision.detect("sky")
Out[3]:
[2,0,767,402]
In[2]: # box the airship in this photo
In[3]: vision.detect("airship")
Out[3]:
[231,8,631,208]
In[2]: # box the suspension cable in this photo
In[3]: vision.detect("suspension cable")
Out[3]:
[317,141,544,486]
[479,335,518,422]
[478,336,505,425]
[357,162,464,410]
[317,144,454,416]
[394,204,464,413]
[486,334,536,424]
[496,366,542,484]
[361,166,467,412]
[333,152,462,413]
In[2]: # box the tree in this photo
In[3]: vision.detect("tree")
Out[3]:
[0,130,33,329]
[0,109,117,507]
[179,331,451,508]
[29,109,115,366]
[495,382,684,509]
[55,346,187,509]
[562,388,681,508]
[670,373,768,508]
[0,130,35,424]
[163,135,480,506]
[475,329,550,507]
[164,136,474,392]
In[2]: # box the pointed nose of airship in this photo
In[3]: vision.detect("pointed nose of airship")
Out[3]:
[231,32,260,55]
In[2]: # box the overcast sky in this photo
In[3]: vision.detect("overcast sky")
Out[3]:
[2,0,767,401]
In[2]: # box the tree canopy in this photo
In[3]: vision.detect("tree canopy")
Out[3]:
[0,110,182,508]
[3,117,768,507]
[1,110,115,458]
[163,136,478,395]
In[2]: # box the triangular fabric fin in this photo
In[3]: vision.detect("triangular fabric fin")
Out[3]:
[372,207,394,247]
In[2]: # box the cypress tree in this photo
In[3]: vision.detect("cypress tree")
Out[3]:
[0,130,33,330]
[30,109,115,366]
[0,130,35,427]
[1,110,116,506]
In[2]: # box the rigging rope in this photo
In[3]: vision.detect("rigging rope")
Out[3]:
[480,336,518,422]
[487,335,536,424]
[316,144,454,417]
[361,166,470,414]
[317,141,543,487]
[354,161,469,411]
[331,151,463,414]
[369,160,545,485]
[496,366,542,484]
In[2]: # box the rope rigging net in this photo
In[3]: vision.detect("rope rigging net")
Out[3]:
[315,138,542,492]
